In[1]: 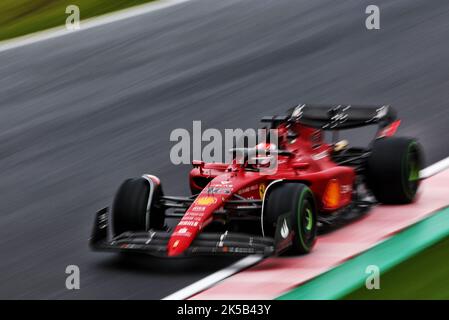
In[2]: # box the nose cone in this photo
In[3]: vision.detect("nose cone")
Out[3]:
[167,184,230,256]
[167,235,192,257]
[167,224,199,257]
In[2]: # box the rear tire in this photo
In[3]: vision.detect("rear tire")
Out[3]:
[112,178,165,236]
[366,137,423,204]
[263,182,317,254]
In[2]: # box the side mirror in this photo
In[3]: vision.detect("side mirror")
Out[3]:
[192,160,205,167]
[192,160,205,173]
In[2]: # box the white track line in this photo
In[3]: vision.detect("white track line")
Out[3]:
[163,255,264,300]
[0,0,194,53]
[420,156,449,179]
[163,156,449,300]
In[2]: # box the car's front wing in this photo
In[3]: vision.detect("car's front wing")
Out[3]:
[90,208,275,257]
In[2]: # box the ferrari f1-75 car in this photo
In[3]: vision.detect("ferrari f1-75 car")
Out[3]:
[90,104,423,257]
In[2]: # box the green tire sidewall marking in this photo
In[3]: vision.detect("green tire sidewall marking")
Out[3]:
[408,144,420,182]
[410,162,419,181]
[305,208,313,231]
[296,186,314,251]
[402,141,418,199]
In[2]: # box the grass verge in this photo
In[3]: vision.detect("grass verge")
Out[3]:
[0,0,156,41]
[345,236,449,299]
[277,206,449,300]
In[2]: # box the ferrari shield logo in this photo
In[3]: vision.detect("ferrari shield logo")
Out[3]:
[259,184,266,199]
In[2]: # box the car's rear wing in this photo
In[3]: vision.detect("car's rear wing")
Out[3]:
[262,104,397,130]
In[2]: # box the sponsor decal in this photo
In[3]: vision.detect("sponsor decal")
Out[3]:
[259,183,266,199]
[323,105,350,129]
[311,150,329,160]
[238,184,259,195]
[206,187,232,195]
[187,214,204,220]
[280,219,289,239]
[173,231,193,237]
[191,206,206,212]
[292,104,306,119]
[370,106,388,122]
[195,196,217,206]
[178,221,199,227]
[173,240,179,248]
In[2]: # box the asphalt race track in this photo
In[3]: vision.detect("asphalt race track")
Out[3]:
[1,0,449,299]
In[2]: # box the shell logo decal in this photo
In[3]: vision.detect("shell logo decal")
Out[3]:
[195,196,217,206]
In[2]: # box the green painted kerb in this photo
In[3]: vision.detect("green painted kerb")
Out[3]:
[277,206,449,300]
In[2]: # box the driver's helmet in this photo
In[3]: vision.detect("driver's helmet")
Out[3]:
[249,142,277,166]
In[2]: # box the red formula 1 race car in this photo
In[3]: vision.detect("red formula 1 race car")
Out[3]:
[90,104,423,257]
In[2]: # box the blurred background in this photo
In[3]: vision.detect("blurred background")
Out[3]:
[0,0,449,299]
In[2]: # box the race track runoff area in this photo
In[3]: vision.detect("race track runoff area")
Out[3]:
[191,168,449,300]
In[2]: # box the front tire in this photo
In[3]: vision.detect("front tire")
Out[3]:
[112,177,165,236]
[263,182,317,255]
[366,137,423,204]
